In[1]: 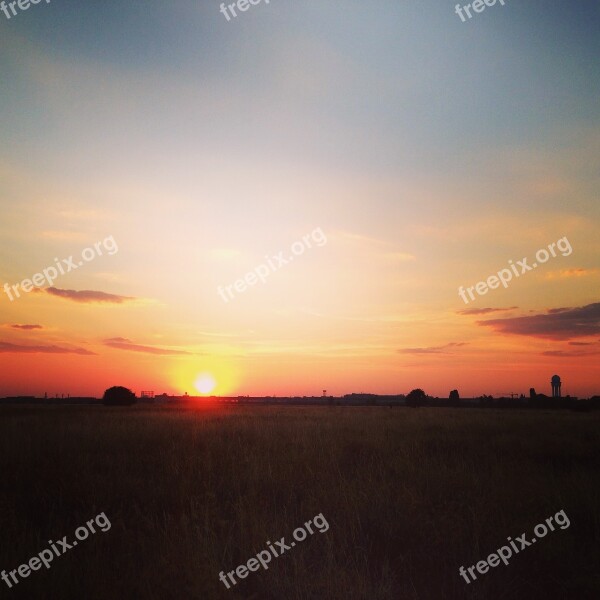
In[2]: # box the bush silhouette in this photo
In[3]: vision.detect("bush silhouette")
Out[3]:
[406,388,426,408]
[103,386,137,406]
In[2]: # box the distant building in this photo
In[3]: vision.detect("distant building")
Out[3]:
[551,375,562,398]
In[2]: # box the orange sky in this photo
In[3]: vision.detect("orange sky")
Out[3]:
[0,3,599,398]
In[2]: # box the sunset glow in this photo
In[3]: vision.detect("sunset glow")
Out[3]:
[0,2,598,399]
[194,374,217,396]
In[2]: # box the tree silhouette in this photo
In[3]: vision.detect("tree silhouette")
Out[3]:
[406,388,426,408]
[449,389,460,406]
[103,386,137,406]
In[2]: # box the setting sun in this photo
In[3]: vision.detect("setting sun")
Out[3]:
[194,374,217,395]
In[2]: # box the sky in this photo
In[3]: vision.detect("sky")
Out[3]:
[0,0,598,398]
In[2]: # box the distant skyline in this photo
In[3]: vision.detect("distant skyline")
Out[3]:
[2,379,595,401]
[1,1,599,397]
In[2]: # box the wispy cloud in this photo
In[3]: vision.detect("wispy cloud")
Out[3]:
[9,324,43,330]
[40,230,87,242]
[197,330,253,339]
[542,339,600,357]
[46,287,136,304]
[57,208,109,221]
[478,303,600,340]
[544,268,599,280]
[0,342,95,355]
[457,306,518,316]
[398,342,467,355]
[542,349,600,357]
[103,337,191,355]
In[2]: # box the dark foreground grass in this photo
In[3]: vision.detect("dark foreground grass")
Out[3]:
[0,405,598,600]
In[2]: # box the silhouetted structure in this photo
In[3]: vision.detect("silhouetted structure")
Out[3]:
[551,375,562,398]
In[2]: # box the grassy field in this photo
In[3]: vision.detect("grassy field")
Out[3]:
[0,405,598,600]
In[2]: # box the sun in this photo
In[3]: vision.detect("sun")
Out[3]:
[194,373,217,395]
[171,360,237,396]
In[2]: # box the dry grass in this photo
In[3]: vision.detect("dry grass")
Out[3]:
[0,404,598,599]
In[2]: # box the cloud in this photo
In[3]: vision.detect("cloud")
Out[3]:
[103,337,191,355]
[478,303,600,340]
[0,342,95,355]
[46,287,135,304]
[9,324,43,330]
[40,230,87,242]
[457,306,518,316]
[398,342,467,355]
[544,268,599,280]
[542,349,600,358]
[57,209,108,221]
[543,339,600,356]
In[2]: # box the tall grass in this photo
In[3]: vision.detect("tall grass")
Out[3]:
[0,405,598,599]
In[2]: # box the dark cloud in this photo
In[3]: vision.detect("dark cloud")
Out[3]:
[398,342,467,355]
[542,349,600,358]
[104,337,190,355]
[478,303,600,340]
[9,324,43,330]
[457,306,518,316]
[0,342,95,355]
[46,287,135,304]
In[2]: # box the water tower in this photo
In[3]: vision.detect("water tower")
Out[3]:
[551,375,561,398]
